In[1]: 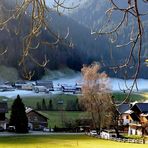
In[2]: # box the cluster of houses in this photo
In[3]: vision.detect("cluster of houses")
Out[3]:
[0,100,148,136]
[0,80,54,93]
[0,102,48,131]
[118,102,148,136]
[0,80,82,94]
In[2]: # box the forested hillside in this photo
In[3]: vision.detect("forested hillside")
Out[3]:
[0,0,148,80]
[0,0,110,80]
[70,0,148,78]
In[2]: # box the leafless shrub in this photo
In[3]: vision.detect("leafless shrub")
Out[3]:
[80,63,113,133]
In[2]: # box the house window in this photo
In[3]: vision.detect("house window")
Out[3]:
[126,116,129,119]
[34,116,38,121]
[0,113,5,120]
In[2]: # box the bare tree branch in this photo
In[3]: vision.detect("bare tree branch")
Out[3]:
[92,0,147,102]
[0,0,76,79]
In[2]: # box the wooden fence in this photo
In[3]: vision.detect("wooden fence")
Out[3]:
[109,137,144,144]
[86,133,147,144]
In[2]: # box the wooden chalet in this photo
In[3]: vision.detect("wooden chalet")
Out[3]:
[117,103,133,126]
[128,103,148,136]
[26,108,48,130]
[117,103,133,133]
[35,80,54,91]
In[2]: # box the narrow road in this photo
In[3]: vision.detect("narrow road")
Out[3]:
[0,131,84,137]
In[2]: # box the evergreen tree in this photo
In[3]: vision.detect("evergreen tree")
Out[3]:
[48,99,53,111]
[36,102,41,110]
[75,98,79,111]
[42,98,47,110]
[9,95,28,133]
[66,100,76,111]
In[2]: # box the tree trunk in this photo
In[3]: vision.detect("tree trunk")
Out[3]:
[114,127,120,138]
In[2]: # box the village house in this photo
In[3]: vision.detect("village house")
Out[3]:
[26,108,48,131]
[0,102,8,130]
[128,103,148,136]
[117,103,133,126]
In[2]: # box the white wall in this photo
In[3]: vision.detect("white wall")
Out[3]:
[100,132,110,139]
[0,122,7,130]
[128,126,142,136]
[122,114,130,125]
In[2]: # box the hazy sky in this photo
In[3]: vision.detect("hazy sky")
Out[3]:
[45,0,87,12]
[45,0,77,14]
[45,0,81,7]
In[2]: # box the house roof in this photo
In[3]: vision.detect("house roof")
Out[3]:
[117,103,131,114]
[26,107,33,114]
[26,108,48,119]
[132,103,148,113]
[0,102,8,113]
[124,110,133,114]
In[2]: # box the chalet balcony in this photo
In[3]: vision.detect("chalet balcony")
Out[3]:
[129,121,141,127]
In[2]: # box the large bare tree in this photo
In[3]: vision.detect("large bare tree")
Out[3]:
[80,63,113,133]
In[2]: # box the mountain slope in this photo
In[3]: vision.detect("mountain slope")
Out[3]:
[0,0,110,79]
[69,0,148,78]
[0,0,147,80]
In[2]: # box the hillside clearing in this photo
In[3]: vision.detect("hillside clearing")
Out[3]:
[40,111,88,128]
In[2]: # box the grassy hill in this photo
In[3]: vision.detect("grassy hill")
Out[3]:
[40,111,88,128]
[113,92,147,102]
[1,93,147,109]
